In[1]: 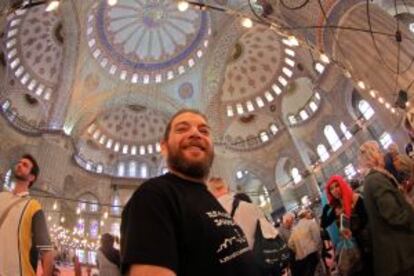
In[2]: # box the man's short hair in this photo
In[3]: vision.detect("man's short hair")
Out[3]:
[298,208,310,219]
[282,212,295,224]
[21,154,39,188]
[163,109,208,141]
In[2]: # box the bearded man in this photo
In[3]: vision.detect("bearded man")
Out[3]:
[121,109,260,276]
[0,154,54,276]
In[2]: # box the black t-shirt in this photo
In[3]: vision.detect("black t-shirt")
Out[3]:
[121,173,260,276]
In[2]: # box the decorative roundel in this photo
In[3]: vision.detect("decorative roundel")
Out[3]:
[178,82,194,99]
[5,6,64,100]
[86,0,210,84]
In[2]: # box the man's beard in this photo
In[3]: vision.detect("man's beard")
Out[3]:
[167,145,214,179]
[13,168,28,181]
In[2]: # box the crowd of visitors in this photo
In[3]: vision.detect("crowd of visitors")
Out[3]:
[3,109,414,276]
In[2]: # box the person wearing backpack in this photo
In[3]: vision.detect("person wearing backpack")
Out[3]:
[208,177,288,276]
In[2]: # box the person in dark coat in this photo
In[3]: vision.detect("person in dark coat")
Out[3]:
[359,141,414,276]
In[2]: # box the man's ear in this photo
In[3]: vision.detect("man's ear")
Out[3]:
[160,140,168,158]
[28,174,35,184]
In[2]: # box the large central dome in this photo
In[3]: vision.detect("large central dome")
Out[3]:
[87,0,210,84]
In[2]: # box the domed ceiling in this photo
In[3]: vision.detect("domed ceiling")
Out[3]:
[223,112,280,151]
[5,4,64,100]
[221,25,296,111]
[86,0,210,84]
[87,105,167,146]
[282,77,315,115]
[1,0,407,182]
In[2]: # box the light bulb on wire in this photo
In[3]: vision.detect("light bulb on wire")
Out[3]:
[107,0,118,6]
[320,53,330,64]
[177,1,189,12]
[45,0,60,12]
[240,17,253,28]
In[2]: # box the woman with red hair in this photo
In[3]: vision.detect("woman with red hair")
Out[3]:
[322,175,372,275]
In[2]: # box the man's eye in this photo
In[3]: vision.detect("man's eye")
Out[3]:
[199,128,210,135]
[176,127,188,132]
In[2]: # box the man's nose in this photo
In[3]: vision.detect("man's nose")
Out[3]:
[188,126,202,137]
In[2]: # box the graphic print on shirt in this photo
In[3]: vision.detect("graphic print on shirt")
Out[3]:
[206,210,250,264]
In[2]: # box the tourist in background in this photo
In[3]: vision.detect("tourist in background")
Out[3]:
[322,175,372,275]
[288,209,321,276]
[0,154,54,276]
[97,233,121,276]
[359,141,414,276]
[279,212,294,243]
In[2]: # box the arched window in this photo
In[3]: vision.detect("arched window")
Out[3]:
[75,249,85,263]
[77,218,85,236]
[269,124,278,135]
[315,62,325,74]
[344,164,357,179]
[117,162,125,177]
[309,101,317,112]
[299,110,309,120]
[89,200,99,213]
[140,163,148,178]
[89,219,99,239]
[88,251,97,265]
[324,125,342,151]
[379,132,394,149]
[291,168,302,184]
[358,100,375,120]
[129,161,137,177]
[96,163,103,173]
[259,131,269,142]
[78,193,99,213]
[340,122,352,140]
[259,186,272,207]
[111,190,122,216]
[317,144,330,162]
